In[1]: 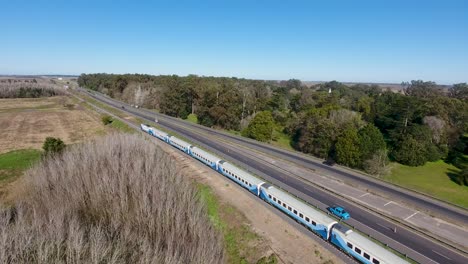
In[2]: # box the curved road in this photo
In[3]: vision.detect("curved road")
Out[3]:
[80,88,468,264]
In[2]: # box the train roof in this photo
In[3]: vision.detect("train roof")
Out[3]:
[221,162,264,185]
[169,136,191,147]
[266,186,337,226]
[151,127,168,137]
[191,147,222,162]
[333,225,409,264]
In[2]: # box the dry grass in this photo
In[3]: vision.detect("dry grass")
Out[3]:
[0,96,106,154]
[0,133,225,263]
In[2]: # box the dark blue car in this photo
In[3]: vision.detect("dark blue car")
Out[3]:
[328,206,350,220]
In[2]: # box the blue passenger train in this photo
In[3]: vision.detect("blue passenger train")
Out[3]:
[140,124,410,264]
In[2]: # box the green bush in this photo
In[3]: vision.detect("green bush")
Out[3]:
[101,115,113,125]
[42,137,66,155]
[244,111,275,142]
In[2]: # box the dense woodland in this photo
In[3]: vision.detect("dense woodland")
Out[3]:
[78,74,468,183]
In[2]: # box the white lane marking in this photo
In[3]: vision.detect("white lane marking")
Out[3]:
[360,193,369,197]
[405,212,418,221]
[384,201,393,206]
[432,250,452,260]
[376,223,388,229]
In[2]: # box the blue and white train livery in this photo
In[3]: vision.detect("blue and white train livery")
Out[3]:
[219,161,265,195]
[260,184,337,240]
[191,146,222,170]
[168,136,192,154]
[331,224,406,264]
[140,124,410,264]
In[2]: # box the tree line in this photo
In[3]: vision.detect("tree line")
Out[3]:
[78,74,468,182]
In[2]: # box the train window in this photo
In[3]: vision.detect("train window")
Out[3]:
[288,206,292,211]
[354,247,361,254]
[372,259,380,264]
[346,242,353,249]
[299,213,303,218]
[249,184,252,187]
[268,195,272,199]
[305,217,310,222]
[283,203,286,208]
[293,210,297,215]
[312,221,316,226]
[363,253,370,260]
[273,197,276,202]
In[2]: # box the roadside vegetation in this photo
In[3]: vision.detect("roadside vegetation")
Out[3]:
[0,134,225,263]
[198,184,277,264]
[186,113,198,124]
[0,82,65,98]
[78,74,468,204]
[101,114,135,133]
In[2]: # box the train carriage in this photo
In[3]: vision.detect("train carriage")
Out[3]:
[331,224,409,264]
[260,184,337,240]
[190,146,222,170]
[218,161,264,195]
[168,136,192,154]
[150,127,169,142]
[140,124,169,142]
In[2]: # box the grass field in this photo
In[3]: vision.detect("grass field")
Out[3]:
[385,160,468,208]
[0,96,106,154]
[197,184,274,264]
[0,149,41,182]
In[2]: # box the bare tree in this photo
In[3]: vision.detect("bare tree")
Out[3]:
[423,116,446,144]
[0,134,225,264]
[363,149,390,177]
[328,109,365,130]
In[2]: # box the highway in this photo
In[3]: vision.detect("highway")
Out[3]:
[146,107,468,225]
[80,88,468,264]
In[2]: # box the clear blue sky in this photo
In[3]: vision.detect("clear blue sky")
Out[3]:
[1,0,467,84]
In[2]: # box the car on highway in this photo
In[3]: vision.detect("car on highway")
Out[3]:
[328,206,350,220]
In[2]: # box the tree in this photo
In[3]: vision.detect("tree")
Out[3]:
[404,80,442,98]
[243,111,274,142]
[449,83,468,101]
[291,110,336,158]
[459,168,468,186]
[328,109,364,132]
[422,116,446,144]
[358,124,386,162]
[391,136,427,166]
[43,137,66,155]
[363,149,390,177]
[335,127,361,167]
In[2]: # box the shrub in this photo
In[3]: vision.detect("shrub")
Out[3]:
[42,137,65,155]
[0,134,224,263]
[243,111,275,142]
[101,114,113,125]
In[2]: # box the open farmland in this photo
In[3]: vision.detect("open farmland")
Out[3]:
[0,96,106,154]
